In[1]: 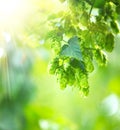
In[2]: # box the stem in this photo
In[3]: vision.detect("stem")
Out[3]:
[88,0,96,17]
[63,39,68,43]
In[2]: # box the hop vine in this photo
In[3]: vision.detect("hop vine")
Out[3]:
[47,0,120,96]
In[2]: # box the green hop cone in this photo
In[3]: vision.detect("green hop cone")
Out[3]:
[105,33,114,52]
[95,49,107,66]
[110,21,119,34]
[82,87,89,96]
[49,57,59,74]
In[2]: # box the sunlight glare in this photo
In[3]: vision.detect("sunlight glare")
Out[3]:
[0,0,32,29]
[0,0,20,16]
[3,32,11,43]
[0,48,4,58]
[102,94,119,116]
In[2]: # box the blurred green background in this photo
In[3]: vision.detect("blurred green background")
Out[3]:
[0,0,120,130]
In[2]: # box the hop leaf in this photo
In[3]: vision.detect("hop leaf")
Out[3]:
[70,58,85,71]
[60,36,83,61]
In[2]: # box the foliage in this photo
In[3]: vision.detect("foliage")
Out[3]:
[0,0,120,130]
[48,0,120,95]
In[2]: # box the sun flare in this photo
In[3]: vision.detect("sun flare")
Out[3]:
[0,0,32,30]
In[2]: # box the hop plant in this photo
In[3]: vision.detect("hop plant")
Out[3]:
[47,0,120,95]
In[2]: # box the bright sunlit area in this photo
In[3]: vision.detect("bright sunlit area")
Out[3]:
[0,0,120,130]
[0,0,33,29]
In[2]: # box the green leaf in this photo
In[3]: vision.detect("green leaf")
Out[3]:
[87,0,105,8]
[70,58,85,71]
[116,5,120,15]
[92,0,105,8]
[60,36,83,60]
